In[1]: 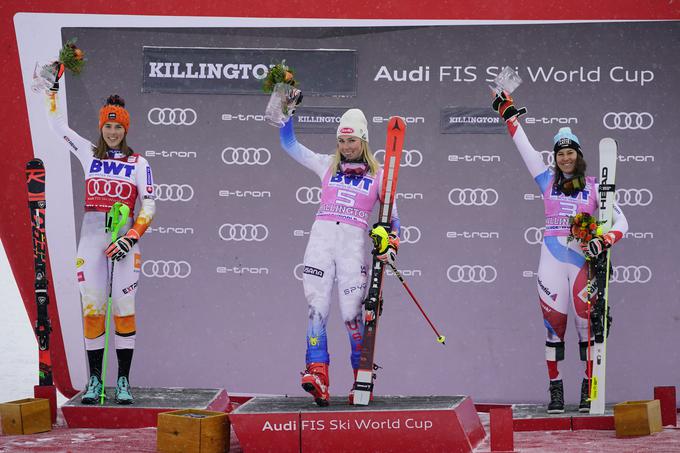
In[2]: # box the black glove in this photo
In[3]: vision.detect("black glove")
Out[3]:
[492,90,527,121]
[286,88,303,116]
[105,233,138,262]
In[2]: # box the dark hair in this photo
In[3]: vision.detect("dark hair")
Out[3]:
[553,154,587,194]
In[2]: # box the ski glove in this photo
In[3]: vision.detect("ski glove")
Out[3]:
[492,90,527,121]
[105,230,138,262]
[286,87,303,116]
[370,225,399,265]
[581,233,615,259]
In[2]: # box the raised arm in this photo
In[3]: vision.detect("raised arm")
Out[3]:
[279,118,332,179]
[492,92,552,192]
[44,92,95,169]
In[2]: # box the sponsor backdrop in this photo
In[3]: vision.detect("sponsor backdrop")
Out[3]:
[56,23,677,403]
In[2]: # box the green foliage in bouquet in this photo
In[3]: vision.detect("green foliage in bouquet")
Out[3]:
[58,38,86,74]
[262,60,297,94]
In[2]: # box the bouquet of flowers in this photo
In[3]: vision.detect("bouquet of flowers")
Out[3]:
[262,60,297,94]
[567,212,602,244]
[32,38,86,94]
[263,60,302,127]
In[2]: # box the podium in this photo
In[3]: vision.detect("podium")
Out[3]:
[61,387,231,429]
[230,395,484,452]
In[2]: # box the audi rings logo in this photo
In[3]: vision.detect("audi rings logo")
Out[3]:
[218,223,269,242]
[155,184,194,202]
[87,179,133,199]
[375,149,423,168]
[603,112,653,130]
[524,227,545,245]
[147,108,197,126]
[448,188,499,206]
[294,263,305,281]
[610,265,651,283]
[400,226,422,244]
[221,147,271,165]
[615,188,653,207]
[539,150,555,167]
[142,260,191,278]
[296,186,322,204]
[447,265,497,283]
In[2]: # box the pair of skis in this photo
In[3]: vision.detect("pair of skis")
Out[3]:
[26,159,57,423]
[26,159,53,388]
[351,117,445,406]
[588,138,617,415]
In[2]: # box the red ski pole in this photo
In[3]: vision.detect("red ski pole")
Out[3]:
[387,262,446,345]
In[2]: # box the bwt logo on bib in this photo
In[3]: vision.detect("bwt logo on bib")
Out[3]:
[89,160,135,178]
[329,173,374,194]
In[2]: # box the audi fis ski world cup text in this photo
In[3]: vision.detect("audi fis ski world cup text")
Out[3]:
[262,417,434,432]
[373,65,655,86]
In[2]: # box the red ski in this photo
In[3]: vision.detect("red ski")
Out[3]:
[26,158,57,423]
[352,116,406,405]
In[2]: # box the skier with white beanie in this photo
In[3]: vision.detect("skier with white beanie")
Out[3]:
[278,108,400,406]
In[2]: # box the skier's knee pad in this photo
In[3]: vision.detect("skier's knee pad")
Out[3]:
[83,314,105,339]
[545,341,565,361]
[579,340,594,361]
[114,314,136,337]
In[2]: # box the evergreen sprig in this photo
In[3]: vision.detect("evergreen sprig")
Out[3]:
[262,60,297,94]
[58,38,86,74]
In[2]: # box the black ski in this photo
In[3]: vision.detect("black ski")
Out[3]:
[26,158,53,387]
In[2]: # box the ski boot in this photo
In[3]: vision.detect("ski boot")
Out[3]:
[547,379,565,414]
[301,362,330,407]
[115,376,134,405]
[348,368,374,404]
[81,375,103,405]
[579,378,591,413]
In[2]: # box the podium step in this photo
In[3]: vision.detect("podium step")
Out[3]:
[230,395,484,452]
[62,387,231,429]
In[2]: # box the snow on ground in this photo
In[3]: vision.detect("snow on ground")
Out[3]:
[0,239,67,406]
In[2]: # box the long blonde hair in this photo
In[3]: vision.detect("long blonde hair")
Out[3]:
[330,140,380,176]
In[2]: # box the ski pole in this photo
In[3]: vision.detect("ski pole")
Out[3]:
[386,262,446,345]
[100,202,130,405]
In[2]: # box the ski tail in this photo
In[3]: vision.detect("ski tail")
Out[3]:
[352,116,406,406]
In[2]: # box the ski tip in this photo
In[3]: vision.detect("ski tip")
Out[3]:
[388,116,406,131]
[599,137,617,148]
[26,158,45,169]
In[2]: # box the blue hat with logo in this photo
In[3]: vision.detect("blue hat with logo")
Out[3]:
[553,127,582,156]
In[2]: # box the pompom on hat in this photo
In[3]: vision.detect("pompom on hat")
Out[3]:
[337,108,369,143]
[553,127,582,156]
[99,95,130,132]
